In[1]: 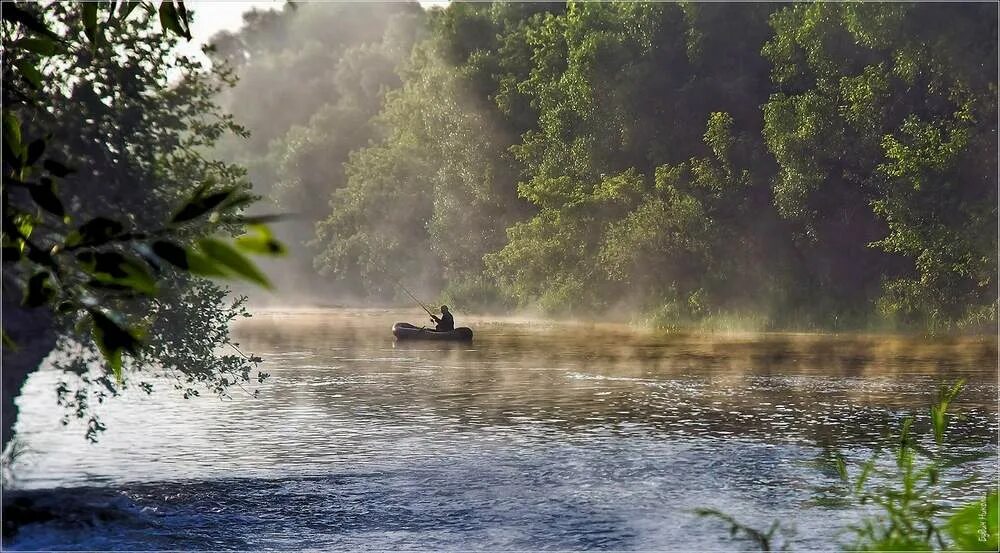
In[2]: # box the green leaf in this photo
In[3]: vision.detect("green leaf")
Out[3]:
[158,1,190,40]
[834,452,848,482]
[14,59,43,90]
[151,240,189,269]
[898,417,913,449]
[2,132,24,172]
[16,37,61,56]
[931,379,964,445]
[3,147,23,173]
[2,329,17,351]
[218,192,256,211]
[25,138,45,167]
[43,159,75,177]
[175,1,190,33]
[184,248,229,278]
[153,242,229,278]
[23,271,55,307]
[30,179,65,217]
[77,251,157,295]
[946,491,998,551]
[170,188,235,223]
[2,4,60,40]
[3,112,22,152]
[854,457,876,494]
[70,217,125,247]
[82,3,100,46]
[197,237,271,288]
[89,309,141,383]
[235,224,287,256]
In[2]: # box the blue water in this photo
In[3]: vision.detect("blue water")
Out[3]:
[5,309,997,550]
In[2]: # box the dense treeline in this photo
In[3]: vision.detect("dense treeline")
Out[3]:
[221,2,997,332]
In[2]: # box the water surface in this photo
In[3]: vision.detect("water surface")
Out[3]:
[7,309,997,550]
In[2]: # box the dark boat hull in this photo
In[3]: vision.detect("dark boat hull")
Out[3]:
[392,322,473,341]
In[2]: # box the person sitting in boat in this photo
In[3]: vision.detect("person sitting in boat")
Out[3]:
[430,305,454,331]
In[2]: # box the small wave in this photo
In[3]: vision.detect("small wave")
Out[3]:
[565,372,654,383]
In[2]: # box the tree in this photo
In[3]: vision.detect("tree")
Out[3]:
[314,4,561,307]
[763,2,998,331]
[208,3,425,300]
[487,2,781,320]
[290,1,996,332]
[2,2,284,444]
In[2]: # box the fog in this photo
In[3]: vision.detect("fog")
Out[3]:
[206,2,997,333]
[207,2,430,306]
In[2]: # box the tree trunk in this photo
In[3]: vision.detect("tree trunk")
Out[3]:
[2,298,57,451]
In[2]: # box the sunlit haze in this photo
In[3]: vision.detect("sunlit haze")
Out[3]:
[180,1,449,65]
[188,0,448,42]
[3,2,996,550]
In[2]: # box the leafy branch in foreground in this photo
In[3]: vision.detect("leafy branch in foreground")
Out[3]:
[699,380,998,551]
[2,1,285,382]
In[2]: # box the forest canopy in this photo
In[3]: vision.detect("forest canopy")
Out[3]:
[216,1,997,332]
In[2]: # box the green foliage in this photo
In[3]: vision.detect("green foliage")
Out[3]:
[762,3,997,331]
[834,381,996,551]
[1,1,284,437]
[196,237,272,289]
[700,381,998,551]
[478,3,778,318]
[945,492,998,552]
[253,1,996,332]
[314,4,548,300]
[52,281,267,442]
[440,274,511,314]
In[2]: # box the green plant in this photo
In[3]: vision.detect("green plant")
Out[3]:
[695,508,793,551]
[699,380,998,551]
[834,380,996,550]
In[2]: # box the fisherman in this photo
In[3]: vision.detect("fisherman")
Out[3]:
[430,305,454,332]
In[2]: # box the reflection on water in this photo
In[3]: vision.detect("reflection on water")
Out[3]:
[7,309,997,550]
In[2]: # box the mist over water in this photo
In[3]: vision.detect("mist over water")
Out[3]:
[7,310,996,550]
[4,2,996,551]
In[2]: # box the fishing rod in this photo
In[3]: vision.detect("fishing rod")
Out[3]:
[371,258,438,319]
[395,279,437,320]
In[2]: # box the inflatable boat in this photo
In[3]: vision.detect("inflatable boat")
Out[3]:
[392,322,474,341]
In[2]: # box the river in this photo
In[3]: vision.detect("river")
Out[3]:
[5,309,997,550]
